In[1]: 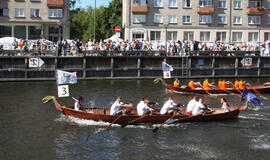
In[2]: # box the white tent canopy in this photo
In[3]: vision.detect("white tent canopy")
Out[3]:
[0,37,19,50]
[104,34,123,42]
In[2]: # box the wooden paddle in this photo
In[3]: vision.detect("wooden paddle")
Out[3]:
[221,88,241,98]
[105,114,123,130]
[152,114,177,133]
[121,115,148,128]
[166,114,202,124]
[199,84,211,95]
[250,86,268,100]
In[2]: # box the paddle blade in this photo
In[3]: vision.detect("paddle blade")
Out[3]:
[166,119,177,124]
[121,124,128,128]
[152,127,159,133]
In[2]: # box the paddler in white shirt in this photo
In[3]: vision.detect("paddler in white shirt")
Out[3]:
[160,97,177,115]
[110,96,130,116]
[137,99,154,116]
[192,98,205,115]
[186,96,198,116]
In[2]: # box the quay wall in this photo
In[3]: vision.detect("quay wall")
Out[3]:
[0,51,269,81]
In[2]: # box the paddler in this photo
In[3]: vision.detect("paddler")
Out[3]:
[221,80,232,90]
[160,97,177,115]
[110,96,131,116]
[173,78,180,87]
[72,96,83,111]
[218,80,223,89]
[202,79,214,90]
[188,80,201,90]
[137,98,155,116]
[238,80,245,90]
[234,80,239,89]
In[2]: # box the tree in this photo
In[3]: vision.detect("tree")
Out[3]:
[70,0,123,41]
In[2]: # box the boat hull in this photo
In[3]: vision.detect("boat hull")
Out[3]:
[62,107,240,125]
[164,84,270,94]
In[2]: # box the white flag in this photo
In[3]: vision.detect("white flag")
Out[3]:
[162,61,173,72]
[56,70,77,85]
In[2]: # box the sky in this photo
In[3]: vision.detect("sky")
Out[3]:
[75,0,112,8]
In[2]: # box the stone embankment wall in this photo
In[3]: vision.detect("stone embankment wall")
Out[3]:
[0,51,269,81]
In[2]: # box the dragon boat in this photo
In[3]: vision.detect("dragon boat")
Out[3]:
[154,78,270,95]
[42,96,248,125]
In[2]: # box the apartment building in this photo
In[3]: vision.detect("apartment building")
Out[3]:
[0,0,70,41]
[123,0,270,43]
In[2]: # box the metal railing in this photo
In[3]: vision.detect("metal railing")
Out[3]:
[0,50,262,57]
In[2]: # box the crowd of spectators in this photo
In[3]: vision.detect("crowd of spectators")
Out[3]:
[1,37,270,56]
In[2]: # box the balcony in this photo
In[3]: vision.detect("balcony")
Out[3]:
[247,7,264,15]
[197,7,214,14]
[47,0,64,7]
[132,6,148,13]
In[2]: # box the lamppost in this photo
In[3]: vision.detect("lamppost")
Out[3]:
[94,0,96,40]
[229,0,232,43]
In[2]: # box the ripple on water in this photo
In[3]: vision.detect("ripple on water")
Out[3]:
[250,135,270,150]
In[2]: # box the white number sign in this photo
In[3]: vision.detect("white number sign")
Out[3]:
[58,85,69,97]
[163,71,171,79]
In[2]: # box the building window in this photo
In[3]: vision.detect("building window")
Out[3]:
[14,26,26,39]
[28,26,41,39]
[168,31,177,41]
[268,16,270,24]
[199,0,212,7]
[168,0,177,8]
[233,0,242,9]
[233,16,242,24]
[199,15,212,24]
[0,26,12,37]
[216,32,226,41]
[248,1,261,8]
[248,16,261,25]
[133,0,147,6]
[133,15,146,23]
[154,15,163,23]
[49,9,62,18]
[49,25,62,34]
[154,0,163,7]
[218,0,226,8]
[15,8,24,18]
[264,32,270,41]
[150,31,161,41]
[268,2,270,9]
[31,9,40,18]
[248,32,258,42]
[183,0,191,8]
[218,16,226,24]
[184,31,194,41]
[232,32,242,42]
[183,16,191,24]
[200,32,210,41]
[168,15,177,24]
[0,8,8,16]
[132,33,144,41]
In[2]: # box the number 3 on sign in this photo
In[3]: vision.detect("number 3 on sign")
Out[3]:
[58,85,69,98]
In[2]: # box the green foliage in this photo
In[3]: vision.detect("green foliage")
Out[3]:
[70,0,122,41]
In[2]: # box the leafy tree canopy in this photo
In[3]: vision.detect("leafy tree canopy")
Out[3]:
[70,0,122,41]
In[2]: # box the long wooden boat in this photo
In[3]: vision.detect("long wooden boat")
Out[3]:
[42,96,248,125]
[154,78,270,94]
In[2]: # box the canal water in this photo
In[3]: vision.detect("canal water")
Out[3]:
[0,79,270,160]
